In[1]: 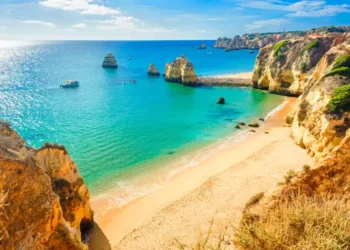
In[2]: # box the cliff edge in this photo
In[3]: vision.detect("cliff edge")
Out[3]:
[0,122,94,249]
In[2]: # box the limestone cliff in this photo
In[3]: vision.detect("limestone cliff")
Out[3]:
[290,39,350,159]
[147,64,160,76]
[0,122,93,249]
[165,56,198,86]
[215,26,350,50]
[252,34,345,96]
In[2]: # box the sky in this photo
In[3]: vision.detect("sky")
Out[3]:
[0,0,349,40]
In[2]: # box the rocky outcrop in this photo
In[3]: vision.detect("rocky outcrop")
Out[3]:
[215,26,350,50]
[197,76,251,87]
[0,122,93,249]
[198,44,207,49]
[102,53,118,68]
[147,64,160,76]
[252,34,345,96]
[165,56,198,86]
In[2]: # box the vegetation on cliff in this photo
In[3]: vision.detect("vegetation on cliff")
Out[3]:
[235,194,350,250]
[301,40,320,54]
[332,55,350,69]
[273,40,287,56]
[326,85,350,112]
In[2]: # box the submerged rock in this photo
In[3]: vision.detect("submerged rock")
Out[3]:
[239,122,246,126]
[102,53,118,68]
[217,97,225,104]
[147,64,160,76]
[235,125,241,129]
[165,56,198,86]
[60,80,79,88]
[0,122,93,249]
[198,43,207,49]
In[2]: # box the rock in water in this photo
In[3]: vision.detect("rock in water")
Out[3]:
[147,64,160,76]
[165,56,198,86]
[102,53,118,68]
[217,97,225,104]
[0,122,93,249]
[198,43,207,49]
[248,122,259,128]
[60,80,79,88]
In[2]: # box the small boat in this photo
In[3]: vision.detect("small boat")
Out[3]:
[249,50,254,54]
[60,80,79,88]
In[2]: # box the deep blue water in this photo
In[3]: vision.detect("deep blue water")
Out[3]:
[0,40,284,207]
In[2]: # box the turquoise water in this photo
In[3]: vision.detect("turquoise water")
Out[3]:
[0,40,284,206]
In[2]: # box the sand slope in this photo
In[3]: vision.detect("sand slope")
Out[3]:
[115,126,313,249]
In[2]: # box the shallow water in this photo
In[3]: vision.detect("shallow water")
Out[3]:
[0,40,284,206]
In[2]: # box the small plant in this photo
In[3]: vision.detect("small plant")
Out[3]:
[302,164,311,173]
[332,55,350,70]
[301,40,319,54]
[283,170,297,184]
[300,62,308,72]
[273,40,287,57]
[326,85,350,112]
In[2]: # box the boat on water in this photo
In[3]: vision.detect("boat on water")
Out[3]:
[249,50,254,54]
[60,80,79,88]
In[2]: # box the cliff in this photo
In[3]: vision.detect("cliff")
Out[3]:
[215,26,350,50]
[165,56,198,86]
[252,33,346,96]
[0,122,93,249]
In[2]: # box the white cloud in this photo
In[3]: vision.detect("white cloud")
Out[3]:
[72,23,87,29]
[24,20,56,28]
[245,18,287,30]
[96,16,176,33]
[241,0,350,17]
[196,29,207,33]
[39,0,121,15]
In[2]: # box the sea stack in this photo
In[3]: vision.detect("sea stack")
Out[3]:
[165,56,198,86]
[147,64,160,76]
[102,53,118,68]
[217,97,225,104]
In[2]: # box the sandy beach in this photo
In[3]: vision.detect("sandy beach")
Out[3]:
[216,72,253,79]
[89,97,313,249]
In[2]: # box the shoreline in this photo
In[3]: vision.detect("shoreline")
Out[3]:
[89,96,309,249]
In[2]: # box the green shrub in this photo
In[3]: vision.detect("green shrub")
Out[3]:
[301,40,320,54]
[273,40,287,56]
[301,62,307,72]
[235,194,350,250]
[325,67,350,78]
[326,85,350,112]
[332,55,350,70]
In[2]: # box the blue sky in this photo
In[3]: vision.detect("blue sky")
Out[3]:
[0,0,349,40]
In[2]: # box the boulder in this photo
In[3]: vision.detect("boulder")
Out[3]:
[248,122,260,128]
[102,53,118,68]
[217,97,225,104]
[147,64,160,76]
[165,56,198,86]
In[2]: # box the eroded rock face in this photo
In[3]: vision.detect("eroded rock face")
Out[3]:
[147,64,160,76]
[252,34,342,96]
[0,122,93,249]
[165,56,198,86]
[290,41,350,159]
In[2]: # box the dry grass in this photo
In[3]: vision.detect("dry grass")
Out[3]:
[235,194,350,250]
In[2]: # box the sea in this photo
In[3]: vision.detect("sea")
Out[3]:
[0,40,284,211]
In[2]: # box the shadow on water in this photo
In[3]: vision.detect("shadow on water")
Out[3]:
[88,222,112,250]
